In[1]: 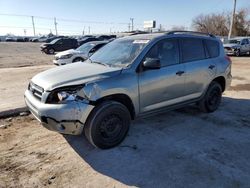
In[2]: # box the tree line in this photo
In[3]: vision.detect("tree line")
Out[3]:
[192,8,250,36]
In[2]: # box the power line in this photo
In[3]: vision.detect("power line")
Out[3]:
[0,13,130,25]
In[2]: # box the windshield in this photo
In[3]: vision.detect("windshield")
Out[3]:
[76,43,95,54]
[90,38,149,67]
[227,39,240,44]
[50,38,61,44]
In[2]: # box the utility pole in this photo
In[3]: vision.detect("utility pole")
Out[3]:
[82,26,85,35]
[128,23,131,32]
[54,17,58,36]
[228,0,237,39]
[88,26,90,34]
[31,16,36,36]
[24,29,26,36]
[130,18,134,31]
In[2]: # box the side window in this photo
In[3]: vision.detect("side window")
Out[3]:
[91,43,105,52]
[181,38,206,62]
[56,39,62,44]
[144,39,179,67]
[243,39,249,45]
[205,40,219,58]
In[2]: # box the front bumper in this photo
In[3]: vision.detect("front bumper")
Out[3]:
[24,90,94,135]
[224,48,236,55]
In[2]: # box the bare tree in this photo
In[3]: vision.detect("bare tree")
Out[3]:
[192,13,229,36]
[192,8,250,36]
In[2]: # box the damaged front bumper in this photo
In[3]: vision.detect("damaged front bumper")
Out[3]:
[24,90,94,135]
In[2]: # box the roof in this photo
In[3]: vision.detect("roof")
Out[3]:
[121,33,165,40]
[120,31,218,41]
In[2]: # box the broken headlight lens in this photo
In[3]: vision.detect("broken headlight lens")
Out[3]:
[46,86,85,103]
[57,91,77,101]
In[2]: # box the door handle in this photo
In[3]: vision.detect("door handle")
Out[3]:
[176,71,185,76]
[208,65,215,70]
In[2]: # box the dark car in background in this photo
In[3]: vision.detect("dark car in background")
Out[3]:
[78,37,99,46]
[96,35,116,40]
[45,36,64,43]
[40,38,78,54]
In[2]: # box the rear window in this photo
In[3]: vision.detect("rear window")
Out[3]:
[205,40,219,58]
[181,38,205,62]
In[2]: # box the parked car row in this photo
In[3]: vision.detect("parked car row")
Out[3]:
[223,37,250,56]
[40,34,116,55]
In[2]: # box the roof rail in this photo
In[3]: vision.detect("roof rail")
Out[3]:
[166,30,216,38]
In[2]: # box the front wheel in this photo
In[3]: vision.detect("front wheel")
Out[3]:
[198,81,222,113]
[84,101,131,149]
[48,48,55,54]
[235,49,240,57]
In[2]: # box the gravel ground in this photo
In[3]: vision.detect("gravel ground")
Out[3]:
[0,43,250,188]
[0,42,53,68]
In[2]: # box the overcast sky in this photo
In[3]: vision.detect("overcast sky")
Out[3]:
[0,0,249,36]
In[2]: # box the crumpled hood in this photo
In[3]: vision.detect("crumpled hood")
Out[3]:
[55,49,79,57]
[223,43,240,48]
[31,62,122,91]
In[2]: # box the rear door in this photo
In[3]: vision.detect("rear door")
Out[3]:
[138,38,186,113]
[180,37,217,100]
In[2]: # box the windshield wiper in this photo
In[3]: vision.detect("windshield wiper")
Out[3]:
[89,58,107,66]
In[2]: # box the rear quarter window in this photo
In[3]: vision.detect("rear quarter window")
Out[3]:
[180,38,206,62]
[205,40,220,58]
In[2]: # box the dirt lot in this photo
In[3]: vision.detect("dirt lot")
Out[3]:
[0,43,250,187]
[0,42,53,68]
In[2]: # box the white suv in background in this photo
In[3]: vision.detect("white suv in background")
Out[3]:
[53,41,108,65]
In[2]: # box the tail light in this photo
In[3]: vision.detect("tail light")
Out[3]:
[225,56,232,64]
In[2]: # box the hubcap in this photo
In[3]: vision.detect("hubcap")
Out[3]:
[99,114,123,139]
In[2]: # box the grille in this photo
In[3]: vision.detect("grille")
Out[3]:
[29,82,44,101]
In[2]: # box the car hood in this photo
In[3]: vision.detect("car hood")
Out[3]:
[55,49,78,57]
[31,62,122,91]
[223,43,240,48]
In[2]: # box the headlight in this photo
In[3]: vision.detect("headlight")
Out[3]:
[46,86,86,103]
[57,91,77,101]
[59,54,73,59]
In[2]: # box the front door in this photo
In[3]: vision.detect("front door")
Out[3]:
[138,39,186,113]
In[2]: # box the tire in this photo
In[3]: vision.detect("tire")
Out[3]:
[198,81,222,113]
[48,48,55,54]
[84,101,131,149]
[235,49,240,57]
[72,57,84,63]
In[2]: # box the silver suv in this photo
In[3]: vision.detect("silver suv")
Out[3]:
[25,31,232,149]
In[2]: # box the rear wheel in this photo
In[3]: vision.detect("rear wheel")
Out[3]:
[199,81,222,113]
[84,101,131,149]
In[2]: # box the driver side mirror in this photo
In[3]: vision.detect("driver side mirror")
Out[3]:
[143,58,161,69]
